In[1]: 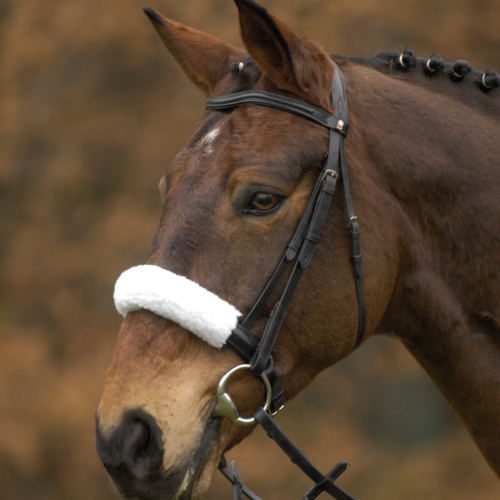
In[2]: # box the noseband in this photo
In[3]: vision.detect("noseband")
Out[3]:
[206,63,365,500]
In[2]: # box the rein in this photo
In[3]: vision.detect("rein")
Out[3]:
[206,64,365,500]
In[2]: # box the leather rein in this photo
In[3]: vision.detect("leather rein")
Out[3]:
[205,63,364,500]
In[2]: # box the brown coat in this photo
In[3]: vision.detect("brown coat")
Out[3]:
[96,1,500,498]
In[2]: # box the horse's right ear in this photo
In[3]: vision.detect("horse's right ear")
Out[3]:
[143,7,243,95]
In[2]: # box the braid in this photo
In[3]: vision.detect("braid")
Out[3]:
[479,70,500,91]
[424,54,445,75]
[396,49,417,70]
[450,60,472,82]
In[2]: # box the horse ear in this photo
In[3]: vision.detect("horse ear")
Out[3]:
[234,0,334,108]
[144,7,244,95]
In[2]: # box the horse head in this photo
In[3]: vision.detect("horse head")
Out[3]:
[96,0,395,498]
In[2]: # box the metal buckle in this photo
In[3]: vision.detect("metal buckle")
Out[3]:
[321,169,339,183]
[347,216,358,228]
[211,364,272,426]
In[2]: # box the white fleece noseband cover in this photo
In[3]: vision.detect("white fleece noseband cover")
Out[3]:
[114,265,242,348]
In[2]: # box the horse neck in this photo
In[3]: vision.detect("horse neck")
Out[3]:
[343,61,500,476]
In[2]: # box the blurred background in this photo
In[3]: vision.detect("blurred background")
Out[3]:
[1,0,499,499]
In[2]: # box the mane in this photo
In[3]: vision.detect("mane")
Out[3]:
[227,50,499,120]
[335,50,500,119]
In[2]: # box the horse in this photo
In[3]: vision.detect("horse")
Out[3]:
[95,0,500,498]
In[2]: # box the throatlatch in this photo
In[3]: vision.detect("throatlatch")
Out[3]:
[206,62,365,500]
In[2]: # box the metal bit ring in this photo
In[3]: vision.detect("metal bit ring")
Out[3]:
[211,364,272,426]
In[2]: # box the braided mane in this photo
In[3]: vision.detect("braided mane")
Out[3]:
[230,50,499,119]
[340,50,500,119]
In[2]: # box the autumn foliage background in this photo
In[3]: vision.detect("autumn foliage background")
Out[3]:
[1,0,499,499]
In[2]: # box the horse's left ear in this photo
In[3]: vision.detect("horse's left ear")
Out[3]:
[144,7,244,95]
[234,0,334,109]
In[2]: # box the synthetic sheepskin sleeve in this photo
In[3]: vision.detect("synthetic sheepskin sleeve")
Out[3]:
[113,265,242,348]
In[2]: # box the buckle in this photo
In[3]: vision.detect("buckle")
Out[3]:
[321,169,339,183]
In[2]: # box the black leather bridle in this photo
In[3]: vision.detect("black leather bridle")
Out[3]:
[206,63,364,500]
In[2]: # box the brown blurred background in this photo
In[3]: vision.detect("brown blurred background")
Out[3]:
[0,0,499,499]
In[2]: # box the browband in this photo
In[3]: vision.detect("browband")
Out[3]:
[207,90,348,135]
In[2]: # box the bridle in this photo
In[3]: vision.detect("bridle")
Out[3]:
[206,62,365,500]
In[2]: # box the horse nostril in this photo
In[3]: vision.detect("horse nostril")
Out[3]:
[123,416,155,476]
[96,409,164,480]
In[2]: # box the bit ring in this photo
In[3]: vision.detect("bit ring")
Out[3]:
[211,364,272,426]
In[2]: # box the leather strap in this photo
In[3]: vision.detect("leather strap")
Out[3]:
[218,456,264,500]
[338,139,365,346]
[209,62,366,410]
[329,67,365,346]
[217,408,356,500]
[226,324,286,414]
[208,63,364,500]
[233,158,329,333]
[303,462,348,500]
[207,64,365,370]
[253,408,356,500]
[227,324,259,361]
[248,171,339,375]
[207,90,348,136]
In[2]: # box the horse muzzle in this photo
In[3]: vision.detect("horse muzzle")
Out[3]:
[95,410,220,500]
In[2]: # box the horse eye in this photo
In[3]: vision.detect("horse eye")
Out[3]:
[247,192,282,215]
